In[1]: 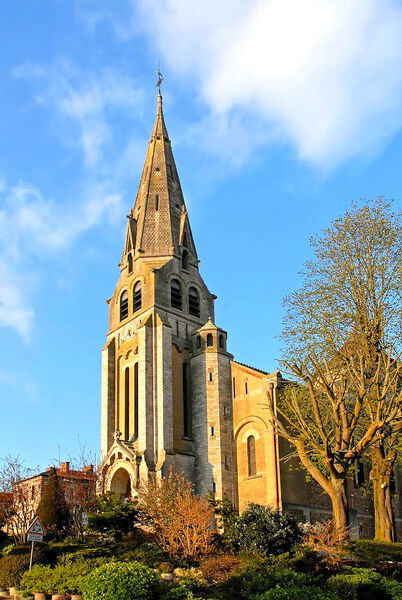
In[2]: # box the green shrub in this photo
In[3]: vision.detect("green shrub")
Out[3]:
[328,567,401,600]
[252,586,340,600]
[20,566,53,594]
[87,492,138,540]
[82,561,159,600]
[348,540,402,565]
[161,587,193,600]
[20,559,112,595]
[121,542,166,567]
[1,544,15,557]
[221,566,316,599]
[0,555,31,588]
[37,468,70,538]
[0,545,54,589]
[288,547,328,574]
[225,504,301,556]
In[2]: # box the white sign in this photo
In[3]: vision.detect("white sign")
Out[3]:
[27,532,44,542]
[26,516,45,542]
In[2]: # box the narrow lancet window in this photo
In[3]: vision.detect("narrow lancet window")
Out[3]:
[171,279,182,310]
[133,281,142,312]
[247,435,256,476]
[189,287,200,317]
[182,249,189,270]
[120,290,129,321]
[134,362,139,439]
[155,194,159,210]
[124,367,130,440]
[183,363,191,438]
[128,253,133,273]
[207,333,213,347]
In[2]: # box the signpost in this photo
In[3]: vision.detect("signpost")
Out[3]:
[26,516,45,570]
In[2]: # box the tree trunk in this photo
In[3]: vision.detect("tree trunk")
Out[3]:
[371,447,396,542]
[329,477,349,541]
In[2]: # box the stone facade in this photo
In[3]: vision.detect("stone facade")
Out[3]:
[98,92,402,539]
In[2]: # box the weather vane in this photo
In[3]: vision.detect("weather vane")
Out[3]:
[156,67,163,92]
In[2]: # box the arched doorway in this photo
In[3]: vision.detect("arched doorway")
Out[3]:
[110,467,132,499]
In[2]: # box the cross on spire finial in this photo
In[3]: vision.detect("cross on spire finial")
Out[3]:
[156,67,163,93]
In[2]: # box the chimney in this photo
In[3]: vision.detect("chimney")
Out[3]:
[82,465,94,474]
[59,462,70,473]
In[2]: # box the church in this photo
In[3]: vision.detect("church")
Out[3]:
[97,90,389,537]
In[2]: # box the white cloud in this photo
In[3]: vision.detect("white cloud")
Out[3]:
[1,62,146,340]
[0,180,124,341]
[135,0,402,167]
[14,62,144,167]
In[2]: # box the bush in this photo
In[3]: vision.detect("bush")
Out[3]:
[87,492,138,540]
[138,473,215,562]
[21,560,108,595]
[173,567,207,592]
[221,565,318,599]
[349,540,402,565]
[200,553,240,583]
[225,504,301,556]
[0,546,53,588]
[252,587,340,600]
[120,542,166,567]
[0,554,32,588]
[82,561,159,600]
[20,566,53,594]
[328,567,401,600]
[288,547,328,575]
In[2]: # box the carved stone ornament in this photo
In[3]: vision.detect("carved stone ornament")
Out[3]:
[121,323,136,341]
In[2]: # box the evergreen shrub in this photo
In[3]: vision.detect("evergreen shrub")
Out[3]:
[20,560,106,595]
[224,504,301,556]
[37,469,70,537]
[121,542,165,567]
[252,586,340,600]
[0,546,53,588]
[86,492,138,540]
[82,561,159,600]
[328,568,401,600]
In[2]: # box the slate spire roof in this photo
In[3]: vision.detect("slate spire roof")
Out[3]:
[123,92,197,263]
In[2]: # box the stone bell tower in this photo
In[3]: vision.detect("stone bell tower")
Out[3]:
[98,88,234,503]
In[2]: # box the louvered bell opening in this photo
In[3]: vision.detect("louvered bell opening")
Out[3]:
[188,287,200,317]
[171,279,182,310]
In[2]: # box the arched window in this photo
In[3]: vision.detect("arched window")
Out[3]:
[207,333,213,347]
[247,435,256,477]
[196,335,201,349]
[182,249,189,270]
[133,281,142,312]
[188,286,200,317]
[171,279,182,310]
[120,290,129,321]
[127,253,133,273]
[219,334,224,349]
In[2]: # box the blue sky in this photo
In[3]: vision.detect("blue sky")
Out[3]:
[1,0,402,471]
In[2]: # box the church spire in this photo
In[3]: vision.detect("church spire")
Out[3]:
[122,82,197,265]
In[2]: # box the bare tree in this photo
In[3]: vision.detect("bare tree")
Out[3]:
[277,198,401,540]
[0,455,37,544]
